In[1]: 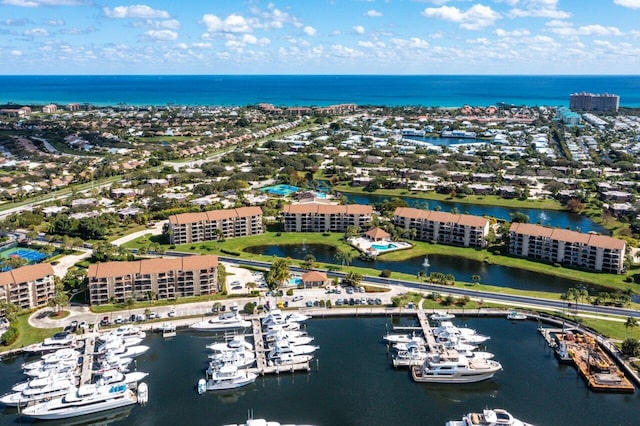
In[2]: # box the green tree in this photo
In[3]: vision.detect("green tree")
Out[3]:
[625,317,638,337]
[334,249,355,266]
[303,254,317,270]
[471,274,481,285]
[47,283,69,315]
[266,258,291,291]
[621,338,640,357]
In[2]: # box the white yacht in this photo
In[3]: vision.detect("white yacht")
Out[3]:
[268,352,314,366]
[23,348,80,371]
[190,312,251,331]
[0,376,77,407]
[393,342,428,367]
[411,350,502,384]
[392,337,426,351]
[267,340,318,360]
[434,321,478,337]
[24,332,80,354]
[264,322,301,332]
[98,326,145,342]
[97,336,144,353]
[267,334,315,350]
[262,309,310,327]
[203,365,257,391]
[208,348,256,370]
[382,333,422,345]
[21,379,146,420]
[446,408,533,426]
[12,371,75,392]
[25,359,79,378]
[207,335,253,352]
[95,354,133,373]
[102,344,149,359]
[223,419,317,426]
[265,329,309,343]
[436,328,490,345]
[430,313,456,321]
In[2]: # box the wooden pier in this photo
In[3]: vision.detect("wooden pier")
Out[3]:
[416,309,437,350]
[78,333,96,385]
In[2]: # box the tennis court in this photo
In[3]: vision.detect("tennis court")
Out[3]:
[1,247,49,263]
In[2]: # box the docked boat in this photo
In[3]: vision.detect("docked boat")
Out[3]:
[98,326,145,343]
[207,335,253,352]
[101,344,149,359]
[190,312,251,331]
[382,333,422,344]
[430,313,456,322]
[25,359,80,378]
[265,329,309,343]
[411,350,503,384]
[12,371,75,392]
[445,408,533,426]
[264,322,301,332]
[202,365,257,391]
[262,309,310,327]
[223,419,317,426]
[97,336,145,353]
[267,334,315,350]
[392,337,426,351]
[393,342,428,367]
[268,352,314,367]
[95,354,133,373]
[436,329,490,345]
[24,332,81,354]
[506,311,527,321]
[267,340,318,361]
[21,379,146,420]
[208,348,256,370]
[23,348,80,371]
[0,376,77,407]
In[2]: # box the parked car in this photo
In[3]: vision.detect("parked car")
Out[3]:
[114,315,123,324]
[167,309,176,317]
[148,311,157,320]
[292,295,303,302]
[100,316,110,326]
[231,286,243,291]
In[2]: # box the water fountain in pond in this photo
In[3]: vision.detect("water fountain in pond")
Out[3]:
[422,256,430,269]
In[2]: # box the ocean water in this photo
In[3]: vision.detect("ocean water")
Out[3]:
[1,75,639,108]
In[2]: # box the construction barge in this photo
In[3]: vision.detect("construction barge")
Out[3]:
[540,327,634,393]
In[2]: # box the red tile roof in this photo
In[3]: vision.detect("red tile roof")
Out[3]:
[87,255,219,278]
[509,223,625,250]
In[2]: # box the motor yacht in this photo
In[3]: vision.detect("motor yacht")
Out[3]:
[430,313,456,322]
[223,418,316,426]
[0,376,76,407]
[190,312,251,331]
[23,348,80,371]
[264,322,301,332]
[21,380,146,420]
[98,326,145,343]
[411,350,502,384]
[265,329,309,343]
[382,333,422,345]
[262,309,310,327]
[267,353,314,366]
[202,365,257,391]
[12,371,75,392]
[393,342,428,367]
[24,358,80,378]
[267,340,318,360]
[392,337,426,351]
[207,335,253,352]
[95,354,133,373]
[434,321,478,337]
[23,332,80,354]
[101,344,149,359]
[208,348,256,370]
[97,336,144,353]
[267,334,315,350]
[436,329,490,345]
[445,408,533,426]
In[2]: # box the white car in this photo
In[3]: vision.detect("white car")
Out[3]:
[292,295,303,302]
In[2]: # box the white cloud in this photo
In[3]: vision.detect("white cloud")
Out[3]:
[365,9,383,17]
[24,27,49,36]
[353,25,365,34]
[10,49,22,56]
[614,0,640,9]
[133,19,181,30]
[578,25,622,37]
[509,0,571,19]
[145,29,177,41]
[258,6,302,29]
[330,44,364,58]
[494,28,530,37]
[391,37,430,49]
[303,26,317,36]
[2,0,87,6]
[547,21,623,38]
[202,14,252,33]
[422,5,501,30]
[104,5,170,19]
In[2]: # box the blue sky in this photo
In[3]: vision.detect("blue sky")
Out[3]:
[0,0,639,74]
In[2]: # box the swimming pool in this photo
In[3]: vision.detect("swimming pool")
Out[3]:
[260,184,300,196]
[288,277,303,286]
[371,243,398,251]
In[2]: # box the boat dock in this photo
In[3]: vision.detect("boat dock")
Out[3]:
[246,317,311,376]
[416,309,437,350]
[539,327,634,393]
[78,333,97,385]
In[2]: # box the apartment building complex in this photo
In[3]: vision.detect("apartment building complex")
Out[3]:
[282,203,373,233]
[393,207,490,248]
[569,92,619,112]
[87,255,219,305]
[0,263,55,310]
[508,223,625,274]
[168,207,263,245]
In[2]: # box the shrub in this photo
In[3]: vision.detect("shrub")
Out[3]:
[625,276,634,283]
[286,289,294,296]
[169,245,176,249]
[380,269,392,278]
[322,233,331,237]
[190,246,196,250]
[1,323,18,346]
[319,300,326,307]
[220,249,240,256]
[276,232,282,236]
[326,300,332,308]
[243,302,256,315]
[553,263,561,268]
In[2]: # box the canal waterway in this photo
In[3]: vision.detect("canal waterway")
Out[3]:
[342,193,605,234]
[245,244,606,296]
[1,317,637,426]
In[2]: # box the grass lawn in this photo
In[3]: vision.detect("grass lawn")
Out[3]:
[1,314,62,351]
[332,185,564,211]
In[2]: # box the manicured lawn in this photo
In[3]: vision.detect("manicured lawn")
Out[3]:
[1,314,62,351]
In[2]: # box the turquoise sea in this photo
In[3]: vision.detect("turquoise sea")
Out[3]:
[1,75,639,107]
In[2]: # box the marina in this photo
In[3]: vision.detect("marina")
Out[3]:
[1,316,639,425]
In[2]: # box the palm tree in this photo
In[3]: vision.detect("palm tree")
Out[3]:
[625,317,638,337]
[334,249,355,266]
[471,274,481,286]
[303,254,317,270]
[267,257,291,291]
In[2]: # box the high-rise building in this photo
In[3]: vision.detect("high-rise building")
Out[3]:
[569,92,619,112]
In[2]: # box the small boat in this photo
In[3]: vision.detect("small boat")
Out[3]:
[0,376,77,407]
[98,326,145,343]
[197,378,206,395]
[223,419,317,426]
[97,336,144,353]
[102,344,149,359]
[207,336,253,352]
[411,350,502,384]
[208,348,256,370]
[23,348,80,371]
[430,313,456,322]
[156,323,176,333]
[190,312,251,331]
[203,365,257,391]
[445,408,533,426]
[382,333,422,344]
[264,322,301,332]
[24,332,80,354]
[506,311,527,321]
[267,353,314,367]
[137,382,148,406]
